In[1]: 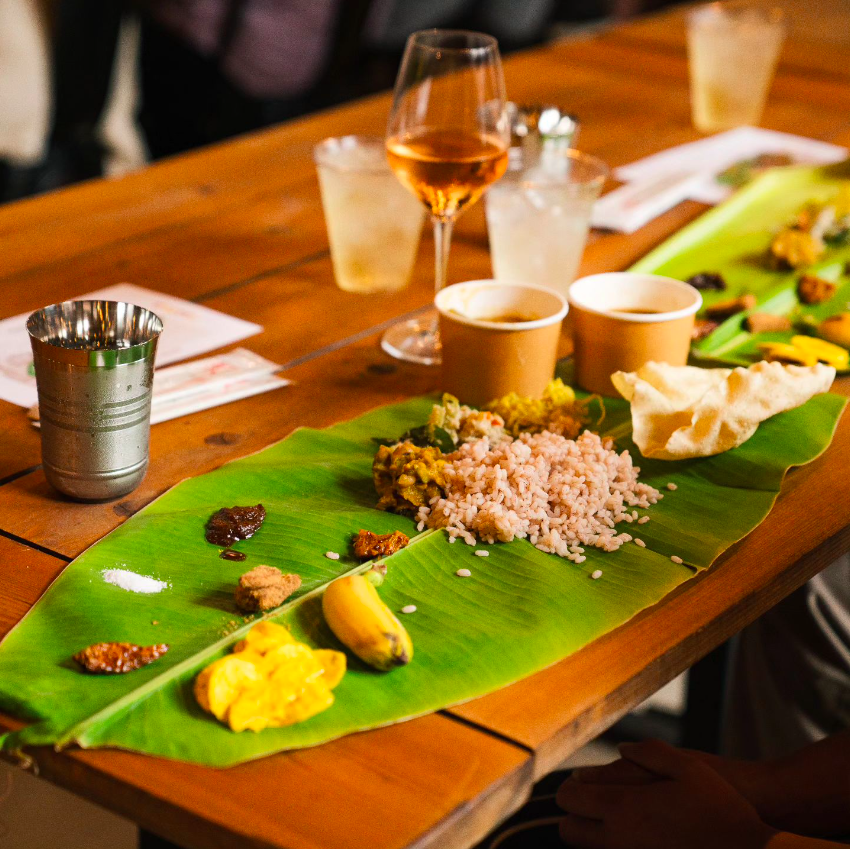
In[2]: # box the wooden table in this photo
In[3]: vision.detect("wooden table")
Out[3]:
[2,2,849,847]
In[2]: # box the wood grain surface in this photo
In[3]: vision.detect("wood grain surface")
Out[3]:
[1,1,849,846]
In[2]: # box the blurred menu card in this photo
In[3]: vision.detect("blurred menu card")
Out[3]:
[615,127,847,205]
[0,283,262,408]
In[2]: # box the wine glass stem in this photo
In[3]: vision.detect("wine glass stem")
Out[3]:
[433,215,454,295]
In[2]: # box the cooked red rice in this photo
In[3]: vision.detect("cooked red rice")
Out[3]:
[417,430,661,563]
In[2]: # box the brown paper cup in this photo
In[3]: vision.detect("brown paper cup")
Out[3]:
[569,272,702,396]
[435,280,568,407]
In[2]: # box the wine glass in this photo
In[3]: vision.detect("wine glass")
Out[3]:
[383,30,510,365]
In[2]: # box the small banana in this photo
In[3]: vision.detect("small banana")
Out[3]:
[759,342,817,367]
[792,335,849,369]
[322,575,413,671]
[817,313,850,350]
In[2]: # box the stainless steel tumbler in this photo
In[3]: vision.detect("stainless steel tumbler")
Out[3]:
[27,300,163,501]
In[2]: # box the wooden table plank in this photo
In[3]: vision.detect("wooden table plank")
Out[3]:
[0,93,391,286]
[0,174,329,320]
[15,716,530,849]
[0,537,69,640]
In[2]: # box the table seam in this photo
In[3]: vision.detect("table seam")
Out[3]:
[438,710,535,755]
[0,529,71,562]
[0,464,41,488]
[277,303,432,371]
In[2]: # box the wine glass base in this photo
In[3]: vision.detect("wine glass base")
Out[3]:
[381,314,441,365]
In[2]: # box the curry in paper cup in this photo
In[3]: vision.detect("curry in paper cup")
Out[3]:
[569,272,702,396]
[436,281,568,407]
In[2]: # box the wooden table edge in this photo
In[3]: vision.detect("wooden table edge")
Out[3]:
[0,719,535,849]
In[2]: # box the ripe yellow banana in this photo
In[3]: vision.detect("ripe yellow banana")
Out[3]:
[759,341,817,366]
[792,334,849,369]
[322,574,413,671]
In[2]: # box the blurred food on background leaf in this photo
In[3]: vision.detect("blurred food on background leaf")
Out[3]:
[817,313,850,348]
[797,273,837,305]
[685,271,727,291]
[761,336,849,369]
[745,313,793,333]
[705,294,757,319]
[770,184,850,269]
[716,152,795,188]
[692,318,720,341]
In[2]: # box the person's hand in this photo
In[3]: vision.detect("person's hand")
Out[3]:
[571,747,771,799]
[688,741,850,838]
[685,750,780,817]
[556,740,777,849]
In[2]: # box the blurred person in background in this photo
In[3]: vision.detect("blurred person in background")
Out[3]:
[1,0,576,196]
[1,0,658,199]
[556,734,850,849]
[134,0,565,158]
[134,0,346,158]
[0,0,51,201]
[0,0,142,199]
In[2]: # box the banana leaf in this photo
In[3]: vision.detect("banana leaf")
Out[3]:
[631,161,850,371]
[0,392,844,766]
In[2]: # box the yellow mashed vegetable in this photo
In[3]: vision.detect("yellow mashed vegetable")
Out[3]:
[488,379,585,439]
[194,622,345,732]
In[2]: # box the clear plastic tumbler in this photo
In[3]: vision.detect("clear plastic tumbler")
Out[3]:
[687,3,786,134]
[315,135,425,294]
[485,148,608,300]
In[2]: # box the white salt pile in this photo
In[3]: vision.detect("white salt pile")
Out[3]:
[102,568,170,594]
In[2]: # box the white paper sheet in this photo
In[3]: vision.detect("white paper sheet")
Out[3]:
[591,172,707,233]
[149,373,290,424]
[0,283,262,408]
[615,127,847,205]
[28,349,291,427]
[28,348,292,427]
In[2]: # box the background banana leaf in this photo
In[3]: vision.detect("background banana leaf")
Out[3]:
[631,161,850,371]
[0,392,844,766]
